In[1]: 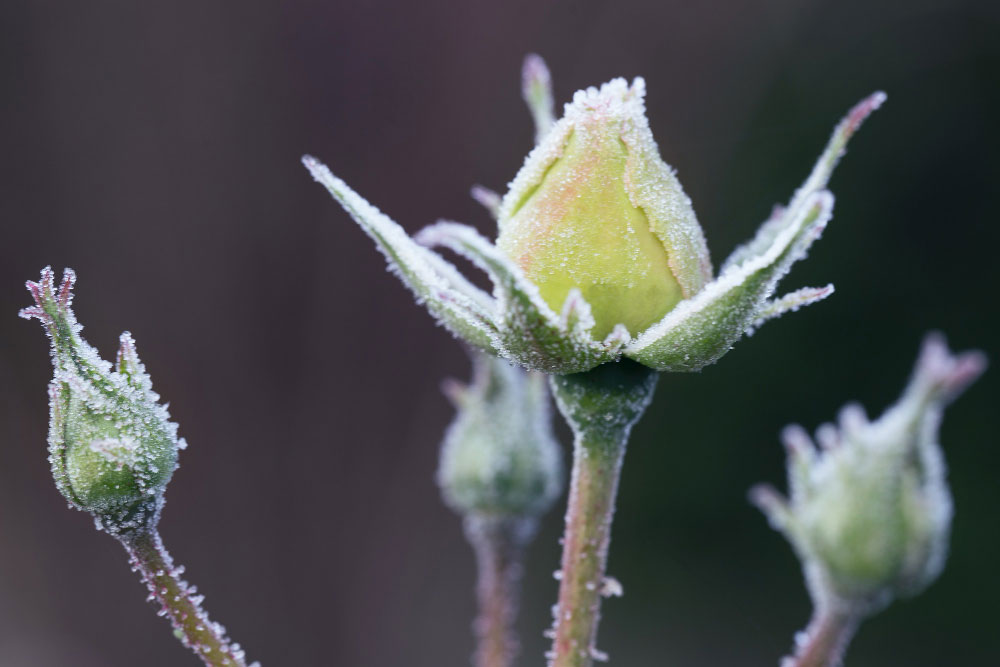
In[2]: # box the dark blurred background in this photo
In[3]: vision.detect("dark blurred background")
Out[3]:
[1,0,998,665]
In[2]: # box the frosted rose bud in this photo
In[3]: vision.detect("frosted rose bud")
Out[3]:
[20,268,184,536]
[752,334,986,614]
[438,353,563,518]
[496,78,712,340]
[306,55,882,374]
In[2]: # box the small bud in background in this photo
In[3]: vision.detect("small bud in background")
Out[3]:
[438,351,565,667]
[438,352,563,519]
[20,268,184,537]
[752,333,986,665]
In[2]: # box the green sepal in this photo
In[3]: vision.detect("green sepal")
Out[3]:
[303,156,502,354]
[626,91,886,372]
[416,221,628,374]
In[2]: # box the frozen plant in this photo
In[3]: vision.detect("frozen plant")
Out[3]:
[752,334,986,667]
[303,54,883,666]
[20,267,256,667]
[438,350,563,667]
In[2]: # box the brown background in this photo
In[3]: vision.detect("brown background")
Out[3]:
[1,0,998,665]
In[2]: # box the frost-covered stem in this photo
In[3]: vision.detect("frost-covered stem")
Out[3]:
[547,361,658,667]
[122,529,252,667]
[783,608,859,667]
[465,515,535,667]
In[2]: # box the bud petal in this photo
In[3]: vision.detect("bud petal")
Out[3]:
[751,333,986,614]
[21,268,183,536]
[497,78,711,341]
[438,352,563,518]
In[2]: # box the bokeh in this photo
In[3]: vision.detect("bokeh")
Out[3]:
[1,0,998,665]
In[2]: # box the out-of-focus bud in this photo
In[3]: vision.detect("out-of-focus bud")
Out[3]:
[20,268,184,537]
[438,352,563,519]
[496,78,712,340]
[752,333,986,615]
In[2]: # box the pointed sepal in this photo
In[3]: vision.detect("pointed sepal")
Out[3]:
[470,184,502,220]
[522,53,555,145]
[627,92,884,372]
[303,156,502,353]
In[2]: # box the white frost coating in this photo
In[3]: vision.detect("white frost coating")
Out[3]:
[752,284,835,332]
[627,190,834,354]
[302,156,501,353]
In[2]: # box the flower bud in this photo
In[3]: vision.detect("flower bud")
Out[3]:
[752,334,986,614]
[496,78,712,340]
[438,352,563,518]
[20,268,184,536]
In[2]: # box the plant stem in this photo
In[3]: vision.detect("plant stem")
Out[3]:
[783,608,859,667]
[547,361,658,667]
[122,529,253,667]
[465,515,536,667]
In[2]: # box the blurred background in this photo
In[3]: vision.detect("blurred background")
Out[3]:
[1,0,998,665]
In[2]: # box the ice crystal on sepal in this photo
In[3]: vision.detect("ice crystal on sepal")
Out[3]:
[20,268,183,536]
[751,333,985,614]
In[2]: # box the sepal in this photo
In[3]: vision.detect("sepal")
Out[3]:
[416,221,627,373]
[626,92,885,372]
[522,53,555,145]
[303,156,502,353]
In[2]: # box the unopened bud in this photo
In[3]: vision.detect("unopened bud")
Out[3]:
[21,268,184,536]
[752,333,986,614]
[438,352,563,518]
[497,78,712,340]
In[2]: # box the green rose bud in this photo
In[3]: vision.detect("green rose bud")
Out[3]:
[752,333,986,614]
[438,352,563,518]
[21,268,184,536]
[496,78,712,340]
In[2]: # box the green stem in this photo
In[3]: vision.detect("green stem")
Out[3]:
[122,529,253,667]
[465,515,536,667]
[547,361,658,667]
[784,608,859,667]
